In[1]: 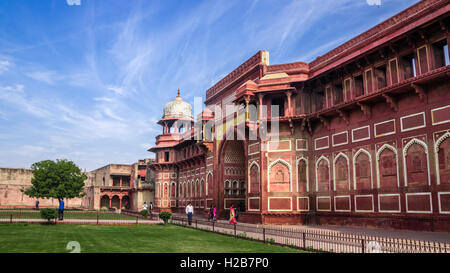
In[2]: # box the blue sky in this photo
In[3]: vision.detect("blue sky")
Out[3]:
[0,0,419,171]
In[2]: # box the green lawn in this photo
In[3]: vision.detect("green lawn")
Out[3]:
[0,224,307,253]
[0,211,137,220]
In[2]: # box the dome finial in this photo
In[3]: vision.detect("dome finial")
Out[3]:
[177,88,180,97]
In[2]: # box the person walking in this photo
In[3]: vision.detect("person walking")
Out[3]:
[208,205,214,221]
[149,202,153,214]
[58,199,64,220]
[213,205,217,221]
[235,205,240,222]
[35,200,39,210]
[229,204,237,224]
[186,202,194,225]
[142,202,148,212]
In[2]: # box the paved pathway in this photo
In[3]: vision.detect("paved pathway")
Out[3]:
[172,213,450,243]
[0,218,162,225]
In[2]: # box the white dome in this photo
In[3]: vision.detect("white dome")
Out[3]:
[162,90,192,120]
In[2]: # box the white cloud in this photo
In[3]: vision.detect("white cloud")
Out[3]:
[367,0,382,6]
[26,70,62,85]
[66,0,81,6]
[0,60,11,74]
[107,85,127,96]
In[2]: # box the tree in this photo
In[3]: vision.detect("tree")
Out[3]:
[22,159,87,203]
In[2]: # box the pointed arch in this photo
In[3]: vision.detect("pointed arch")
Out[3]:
[333,152,351,191]
[315,155,331,192]
[200,178,204,197]
[296,157,309,192]
[353,148,373,189]
[206,171,213,196]
[376,144,400,188]
[248,161,260,193]
[435,131,450,185]
[403,138,430,186]
[267,158,292,192]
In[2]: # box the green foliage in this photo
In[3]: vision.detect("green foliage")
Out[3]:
[40,208,57,222]
[22,159,87,201]
[158,211,172,224]
[140,210,149,217]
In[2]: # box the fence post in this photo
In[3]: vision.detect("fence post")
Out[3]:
[234,224,237,238]
[97,215,99,225]
[136,216,138,225]
[10,214,12,224]
[362,239,365,253]
[196,219,198,229]
[212,221,215,232]
[303,232,306,248]
[263,228,266,243]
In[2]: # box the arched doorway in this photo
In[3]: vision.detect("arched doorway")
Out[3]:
[100,195,110,210]
[122,195,130,210]
[219,140,246,218]
[111,195,120,210]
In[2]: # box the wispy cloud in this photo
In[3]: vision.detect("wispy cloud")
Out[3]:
[0,60,11,74]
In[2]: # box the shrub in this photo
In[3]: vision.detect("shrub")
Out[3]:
[140,210,149,217]
[158,211,172,224]
[40,208,57,223]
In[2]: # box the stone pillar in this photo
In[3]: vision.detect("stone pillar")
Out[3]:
[286,91,292,116]
[257,93,264,120]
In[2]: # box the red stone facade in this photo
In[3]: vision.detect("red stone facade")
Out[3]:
[150,0,450,231]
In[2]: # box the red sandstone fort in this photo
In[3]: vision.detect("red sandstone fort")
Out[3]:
[1,0,449,231]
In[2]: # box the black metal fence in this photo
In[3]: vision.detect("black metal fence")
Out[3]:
[0,209,158,225]
[170,216,450,253]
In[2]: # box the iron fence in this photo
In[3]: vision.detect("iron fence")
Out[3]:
[0,209,158,225]
[169,216,450,253]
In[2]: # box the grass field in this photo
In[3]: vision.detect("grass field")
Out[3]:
[0,210,137,220]
[0,224,307,253]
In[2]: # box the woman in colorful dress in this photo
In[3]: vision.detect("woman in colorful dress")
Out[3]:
[229,204,237,224]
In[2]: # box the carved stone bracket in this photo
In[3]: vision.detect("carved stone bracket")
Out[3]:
[382,94,398,112]
[317,115,331,130]
[307,118,313,135]
[288,118,294,135]
[411,83,427,102]
[357,102,371,119]
[300,118,306,132]
[336,109,349,126]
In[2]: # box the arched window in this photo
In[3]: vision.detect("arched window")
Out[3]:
[249,162,260,193]
[376,144,399,188]
[297,158,308,192]
[353,149,373,190]
[403,139,429,186]
[333,153,350,191]
[316,156,330,191]
[268,159,291,192]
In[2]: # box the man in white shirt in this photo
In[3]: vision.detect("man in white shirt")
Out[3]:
[186,202,193,225]
[142,202,148,211]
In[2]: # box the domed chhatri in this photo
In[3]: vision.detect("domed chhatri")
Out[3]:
[162,89,193,120]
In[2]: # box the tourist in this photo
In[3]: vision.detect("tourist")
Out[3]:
[142,202,148,212]
[213,205,216,221]
[186,202,193,225]
[229,204,237,224]
[235,205,240,222]
[35,200,39,210]
[149,202,153,214]
[58,199,64,220]
[208,205,214,221]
